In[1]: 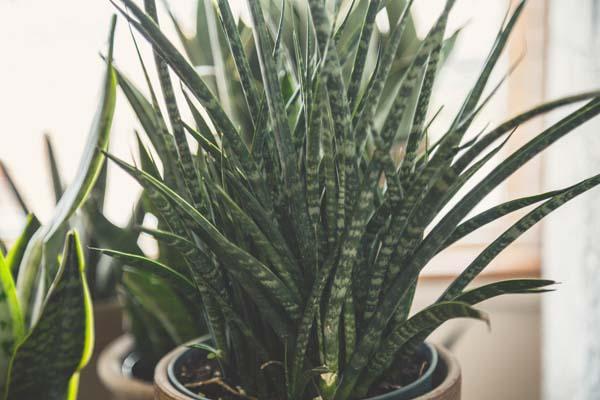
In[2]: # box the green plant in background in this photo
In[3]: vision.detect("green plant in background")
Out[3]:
[0,17,117,400]
[0,49,204,379]
[0,228,92,400]
[102,0,600,399]
[0,140,141,301]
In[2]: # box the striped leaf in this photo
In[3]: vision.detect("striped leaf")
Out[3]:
[354,301,488,397]
[442,188,568,249]
[144,0,204,208]
[453,279,556,305]
[247,0,314,274]
[6,231,93,400]
[104,153,302,322]
[115,0,262,185]
[440,173,600,301]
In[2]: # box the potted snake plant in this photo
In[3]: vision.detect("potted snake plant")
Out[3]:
[100,0,600,399]
[0,15,116,399]
[97,1,432,399]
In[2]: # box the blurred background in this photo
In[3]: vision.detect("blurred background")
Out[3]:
[1,0,598,399]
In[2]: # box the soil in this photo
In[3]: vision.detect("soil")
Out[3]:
[175,348,431,400]
[176,355,253,400]
[366,352,430,398]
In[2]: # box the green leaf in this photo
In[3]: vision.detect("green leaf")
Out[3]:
[104,153,301,323]
[247,0,314,273]
[0,161,29,216]
[214,0,261,124]
[355,301,488,397]
[143,0,204,209]
[0,250,24,394]
[346,0,380,109]
[44,134,64,204]
[188,342,222,359]
[353,0,415,143]
[6,231,93,400]
[453,279,556,304]
[440,172,600,301]
[5,215,40,280]
[442,188,568,249]
[15,16,117,322]
[122,268,200,346]
[114,0,258,178]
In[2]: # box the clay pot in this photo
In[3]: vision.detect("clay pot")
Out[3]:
[98,335,155,400]
[79,300,124,400]
[153,342,460,400]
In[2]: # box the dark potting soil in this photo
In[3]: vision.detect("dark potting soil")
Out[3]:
[175,350,430,400]
[176,356,253,400]
[366,352,430,397]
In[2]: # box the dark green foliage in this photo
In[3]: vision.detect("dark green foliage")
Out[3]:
[106,1,600,399]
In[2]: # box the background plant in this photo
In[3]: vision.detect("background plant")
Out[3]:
[102,0,600,399]
[0,16,118,400]
[0,139,142,301]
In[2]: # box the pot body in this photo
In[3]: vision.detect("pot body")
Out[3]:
[154,342,460,400]
[98,334,155,400]
[79,300,124,400]
[413,345,460,400]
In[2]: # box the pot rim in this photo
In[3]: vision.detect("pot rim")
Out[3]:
[367,342,438,400]
[97,334,155,397]
[164,339,440,400]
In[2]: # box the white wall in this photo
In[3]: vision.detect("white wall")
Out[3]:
[543,1,600,399]
[0,0,196,238]
[415,279,541,400]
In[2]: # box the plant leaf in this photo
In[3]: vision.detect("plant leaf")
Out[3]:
[6,231,93,400]
[0,250,24,394]
[15,16,117,322]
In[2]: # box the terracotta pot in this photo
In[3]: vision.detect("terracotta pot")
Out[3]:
[414,345,461,400]
[79,300,124,400]
[153,343,461,400]
[98,335,155,400]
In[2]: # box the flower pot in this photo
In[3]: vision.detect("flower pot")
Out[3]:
[79,300,125,400]
[98,334,155,400]
[153,341,460,400]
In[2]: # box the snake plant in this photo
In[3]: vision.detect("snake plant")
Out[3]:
[0,16,117,399]
[102,0,600,399]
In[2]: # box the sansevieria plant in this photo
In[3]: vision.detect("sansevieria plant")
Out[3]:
[0,17,117,399]
[0,137,143,302]
[102,0,600,399]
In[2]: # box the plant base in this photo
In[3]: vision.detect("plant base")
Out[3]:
[154,342,460,400]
